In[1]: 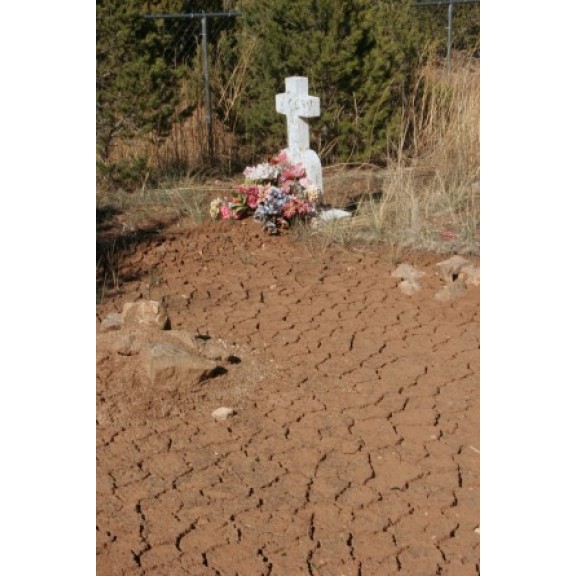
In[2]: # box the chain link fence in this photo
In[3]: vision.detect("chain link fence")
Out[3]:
[97,1,479,192]
[97,0,246,190]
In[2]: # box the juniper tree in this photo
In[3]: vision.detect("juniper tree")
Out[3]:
[216,0,432,164]
[96,0,185,185]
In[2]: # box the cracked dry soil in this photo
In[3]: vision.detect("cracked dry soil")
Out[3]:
[96,218,480,576]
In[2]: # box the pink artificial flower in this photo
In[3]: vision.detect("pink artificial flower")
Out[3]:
[219,204,233,220]
[238,184,260,209]
[299,177,312,188]
[258,185,271,203]
[280,181,293,195]
[270,150,288,165]
[283,198,310,219]
[282,163,306,180]
[283,200,298,219]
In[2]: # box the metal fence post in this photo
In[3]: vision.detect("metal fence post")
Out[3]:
[413,0,480,73]
[145,11,240,168]
[201,14,214,164]
[447,2,453,73]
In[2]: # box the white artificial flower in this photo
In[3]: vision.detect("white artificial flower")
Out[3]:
[210,197,223,219]
[243,163,280,182]
[305,185,320,203]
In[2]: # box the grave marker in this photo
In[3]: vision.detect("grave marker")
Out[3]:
[276,76,323,197]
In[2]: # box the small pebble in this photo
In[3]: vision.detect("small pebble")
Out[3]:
[211,407,235,421]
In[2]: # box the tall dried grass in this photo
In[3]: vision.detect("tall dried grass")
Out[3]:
[313,54,480,255]
[101,107,240,190]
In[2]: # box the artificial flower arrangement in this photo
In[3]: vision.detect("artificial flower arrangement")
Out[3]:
[210,150,320,234]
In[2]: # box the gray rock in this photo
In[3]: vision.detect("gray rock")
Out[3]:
[122,300,170,330]
[97,329,142,356]
[143,342,221,390]
[391,263,426,281]
[436,255,471,282]
[318,208,352,221]
[201,341,232,361]
[461,264,480,287]
[434,282,467,302]
[399,279,422,295]
[211,407,235,421]
[163,333,236,362]
[115,332,140,356]
[100,313,123,332]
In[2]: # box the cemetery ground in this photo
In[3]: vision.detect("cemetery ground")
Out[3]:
[96,169,480,575]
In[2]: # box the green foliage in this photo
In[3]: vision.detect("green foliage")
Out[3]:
[452,3,480,55]
[96,0,184,161]
[97,154,149,191]
[96,0,479,188]
[215,0,447,164]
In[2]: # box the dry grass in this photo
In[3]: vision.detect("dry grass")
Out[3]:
[307,55,480,255]
[96,185,218,229]
[99,110,241,192]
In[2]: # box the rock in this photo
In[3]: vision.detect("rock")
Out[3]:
[100,312,123,332]
[318,208,352,221]
[434,282,467,302]
[211,407,235,421]
[115,332,140,356]
[436,255,471,282]
[201,342,227,360]
[143,342,222,390]
[162,333,238,363]
[398,279,422,296]
[163,330,202,351]
[201,341,233,361]
[391,263,426,281]
[461,264,480,286]
[97,329,142,356]
[122,300,169,330]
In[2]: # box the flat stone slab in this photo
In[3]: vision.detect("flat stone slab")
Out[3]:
[318,208,352,222]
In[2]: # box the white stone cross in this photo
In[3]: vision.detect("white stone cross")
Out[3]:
[276,77,319,153]
[276,76,323,195]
